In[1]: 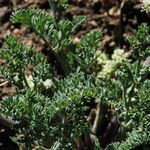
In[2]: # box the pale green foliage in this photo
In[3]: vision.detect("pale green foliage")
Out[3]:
[10,7,88,75]
[0,71,101,149]
[11,9,55,41]
[75,30,102,71]
[10,8,85,50]
[128,23,150,58]
[107,127,150,150]
[0,2,102,148]
[105,24,150,150]
[0,0,150,149]
[67,30,102,72]
[0,35,52,89]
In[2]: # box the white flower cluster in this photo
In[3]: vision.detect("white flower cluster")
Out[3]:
[97,49,131,78]
[96,51,108,65]
[111,49,131,63]
[98,60,117,78]
[141,0,150,13]
[25,75,34,89]
[43,79,54,89]
[25,75,54,89]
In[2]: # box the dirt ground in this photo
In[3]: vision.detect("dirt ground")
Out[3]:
[0,0,150,149]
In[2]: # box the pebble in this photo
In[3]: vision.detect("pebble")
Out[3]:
[13,28,20,35]
[73,37,80,44]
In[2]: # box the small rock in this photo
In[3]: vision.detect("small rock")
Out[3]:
[73,37,81,44]
[90,20,98,27]
[13,28,20,35]
[27,40,33,47]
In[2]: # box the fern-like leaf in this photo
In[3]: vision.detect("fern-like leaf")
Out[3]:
[11,8,55,43]
[107,127,150,150]
[47,71,99,117]
[0,35,52,89]
[75,30,102,71]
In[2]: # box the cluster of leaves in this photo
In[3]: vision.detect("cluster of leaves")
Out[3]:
[0,0,150,149]
[0,0,102,149]
[0,35,52,90]
[106,23,150,149]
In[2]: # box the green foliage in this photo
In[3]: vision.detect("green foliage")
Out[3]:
[10,7,87,75]
[0,35,52,89]
[0,72,101,149]
[11,8,57,47]
[105,24,150,149]
[1,90,50,146]
[107,127,150,150]
[66,30,102,72]
[10,8,85,48]
[75,30,102,71]
[128,23,150,59]
[0,0,150,149]
[0,1,102,148]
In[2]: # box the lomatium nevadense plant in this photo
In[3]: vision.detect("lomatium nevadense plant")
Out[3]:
[0,0,150,149]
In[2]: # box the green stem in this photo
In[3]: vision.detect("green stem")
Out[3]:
[22,72,29,88]
[135,58,142,79]
[31,26,69,75]
[123,57,142,124]
[35,0,69,75]
[121,83,129,124]
[122,86,127,109]
[48,0,59,30]
[53,45,69,75]
[48,0,69,75]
